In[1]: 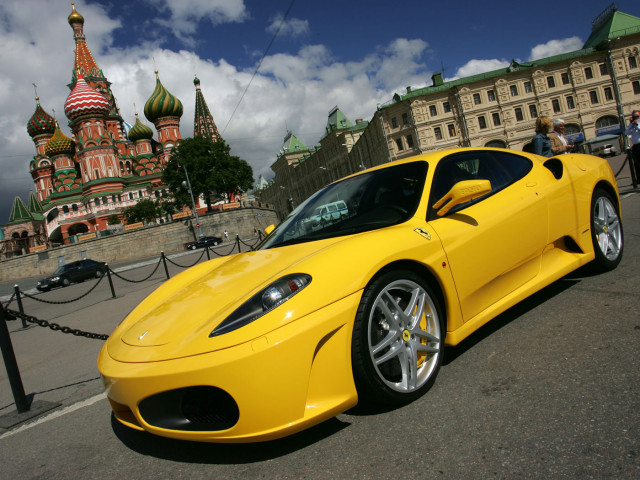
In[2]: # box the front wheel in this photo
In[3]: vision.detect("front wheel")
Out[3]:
[62,278,70,287]
[590,188,623,272]
[352,270,444,405]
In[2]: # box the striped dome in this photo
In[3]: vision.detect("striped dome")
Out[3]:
[144,73,183,122]
[27,100,56,138]
[45,124,76,157]
[128,115,154,141]
[64,74,110,122]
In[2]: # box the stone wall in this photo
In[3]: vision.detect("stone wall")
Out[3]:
[0,206,278,283]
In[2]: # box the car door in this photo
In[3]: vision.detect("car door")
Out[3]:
[427,150,549,322]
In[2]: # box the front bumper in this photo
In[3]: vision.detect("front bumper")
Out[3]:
[98,291,362,442]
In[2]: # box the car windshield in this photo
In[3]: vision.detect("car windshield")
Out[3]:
[260,161,428,249]
[53,266,66,275]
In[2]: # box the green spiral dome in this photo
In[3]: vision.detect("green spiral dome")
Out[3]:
[144,74,183,122]
[128,115,154,141]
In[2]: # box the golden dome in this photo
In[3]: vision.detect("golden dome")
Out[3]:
[68,3,84,25]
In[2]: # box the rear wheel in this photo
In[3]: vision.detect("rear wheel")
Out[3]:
[352,269,444,405]
[62,278,70,287]
[590,188,623,272]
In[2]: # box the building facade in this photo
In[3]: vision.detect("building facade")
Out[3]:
[259,6,640,220]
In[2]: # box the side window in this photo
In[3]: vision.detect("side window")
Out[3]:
[429,151,532,217]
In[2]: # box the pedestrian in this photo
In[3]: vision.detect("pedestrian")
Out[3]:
[624,109,640,176]
[224,229,229,241]
[532,116,553,157]
[549,118,573,155]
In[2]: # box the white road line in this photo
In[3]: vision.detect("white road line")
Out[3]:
[0,393,106,440]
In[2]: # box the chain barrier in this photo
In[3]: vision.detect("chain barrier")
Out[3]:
[3,307,109,340]
[108,257,163,283]
[19,274,105,305]
[2,291,16,309]
[207,242,239,257]
[164,248,206,268]
[239,237,260,249]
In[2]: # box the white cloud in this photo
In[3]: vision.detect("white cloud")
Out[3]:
[528,36,583,61]
[0,1,433,223]
[266,14,310,38]
[449,59,510,80]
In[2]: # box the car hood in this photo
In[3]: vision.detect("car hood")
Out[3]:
[106,223,443,363]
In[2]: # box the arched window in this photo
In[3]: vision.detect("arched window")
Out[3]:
[72,204,78,212]
[485,140,506,148]
[564,124,581,135]
[595,115,619,129]
[62,205,69,213]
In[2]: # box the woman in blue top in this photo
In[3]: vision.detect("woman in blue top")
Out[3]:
[532,116,553,157]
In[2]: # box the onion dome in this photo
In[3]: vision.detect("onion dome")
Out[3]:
[45,123,76,157]
[68,3,84,25]
[27,98,56,138]
[194,76,200,86]
[144,72,183,122]
[127,114,154,141]
[64,74,110,121]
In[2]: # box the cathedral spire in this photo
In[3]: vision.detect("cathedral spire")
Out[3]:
[68,3,102,83]
[193,76,221,142]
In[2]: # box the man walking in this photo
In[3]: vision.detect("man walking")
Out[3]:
[549,119,573,155]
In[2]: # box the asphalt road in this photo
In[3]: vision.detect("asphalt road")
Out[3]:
[0,157,638,479]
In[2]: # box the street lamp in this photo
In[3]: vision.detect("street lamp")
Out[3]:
[181,165,203,238]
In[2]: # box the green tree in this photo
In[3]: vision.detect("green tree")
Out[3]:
[107,214,121,224]
[122,199,160,223]
[162,136,254,210]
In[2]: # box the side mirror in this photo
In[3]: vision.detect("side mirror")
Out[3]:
[264,224,275,236]
[433,180,492,216]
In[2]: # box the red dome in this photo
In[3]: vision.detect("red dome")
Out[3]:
[64,74,110,121]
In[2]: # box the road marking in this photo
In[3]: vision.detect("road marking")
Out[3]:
[0,393,106,440]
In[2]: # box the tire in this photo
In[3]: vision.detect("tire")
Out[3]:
[95,269,104,278]
[590,188,623,272]
[190,245,197,250]
[62,278,70,287]
[213,241,218,246]
[352,269,444,405]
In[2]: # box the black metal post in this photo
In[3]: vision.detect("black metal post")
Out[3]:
[205,246,210,260]
[235,235,241,253]
[161,251,170,279]
[0,306,30,413]
[105,265,116,298]
[258,230,263,242]
[14,285,27,329]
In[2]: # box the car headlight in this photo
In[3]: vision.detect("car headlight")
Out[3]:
[210,273,311,337]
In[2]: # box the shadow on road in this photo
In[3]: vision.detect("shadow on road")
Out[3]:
[111,413,350,462]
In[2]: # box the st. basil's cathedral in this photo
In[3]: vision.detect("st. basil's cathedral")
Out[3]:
[4,3,220,251]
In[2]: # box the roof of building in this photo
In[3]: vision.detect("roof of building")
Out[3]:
[27,97,56,138]
[64,74,111,121]
[8,196,33,224]
[68,4,102,80]
[279,131,308,156]
[144,72,184,122]
[583,8,640,49]
[193,77,220,141]
[27,191,45,220]
[325,106,353,134]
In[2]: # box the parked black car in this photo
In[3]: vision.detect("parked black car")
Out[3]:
[37,259,107,291]
[185,236,223,250]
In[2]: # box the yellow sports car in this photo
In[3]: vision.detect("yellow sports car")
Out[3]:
[98,147,623,442]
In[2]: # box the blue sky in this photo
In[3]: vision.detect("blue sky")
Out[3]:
[1,0,638,226]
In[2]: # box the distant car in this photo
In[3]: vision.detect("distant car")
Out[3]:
[185,236,223,250]
[37,259,106,291]
[594,144,617,157]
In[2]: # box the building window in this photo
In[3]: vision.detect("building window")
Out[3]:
[443,101,451,113]
[552,99,561,113]
[524,81,532,93]
[584,67,593,79]
[447,124,456,136]
[604,86,614,101]
[492,113,501,126]
[102,196,108,204]
[94,197,101,206]
[510,85,519,97]
[529,104,538,118]
[599,63,609,76]
[406,134,414,148]
[72,204,78,212]
[487,90,495,102]
[434,126,443,140]
[473,93,481,105]
[589,90,599,104]
[429,105,437,116]
[561,72,570,84]
[391,117,398,128]
[546,76,555,88]
[395,138,404,151]
[62,205,69,213]
[112,195,116,202]
[514,107,523,121]
[478,115,487,129]
[633,81,640,94]
[629,55,638,69]
[566,95,575,109]
[402,113,409,125]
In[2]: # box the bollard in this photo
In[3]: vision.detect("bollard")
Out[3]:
[0,305,30,413]
[105,265,116,298]
[205,245,210,260]
[258,230,263,241]
[161,251,171,279]
[235,234,241,253]
[14,285,27,329]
